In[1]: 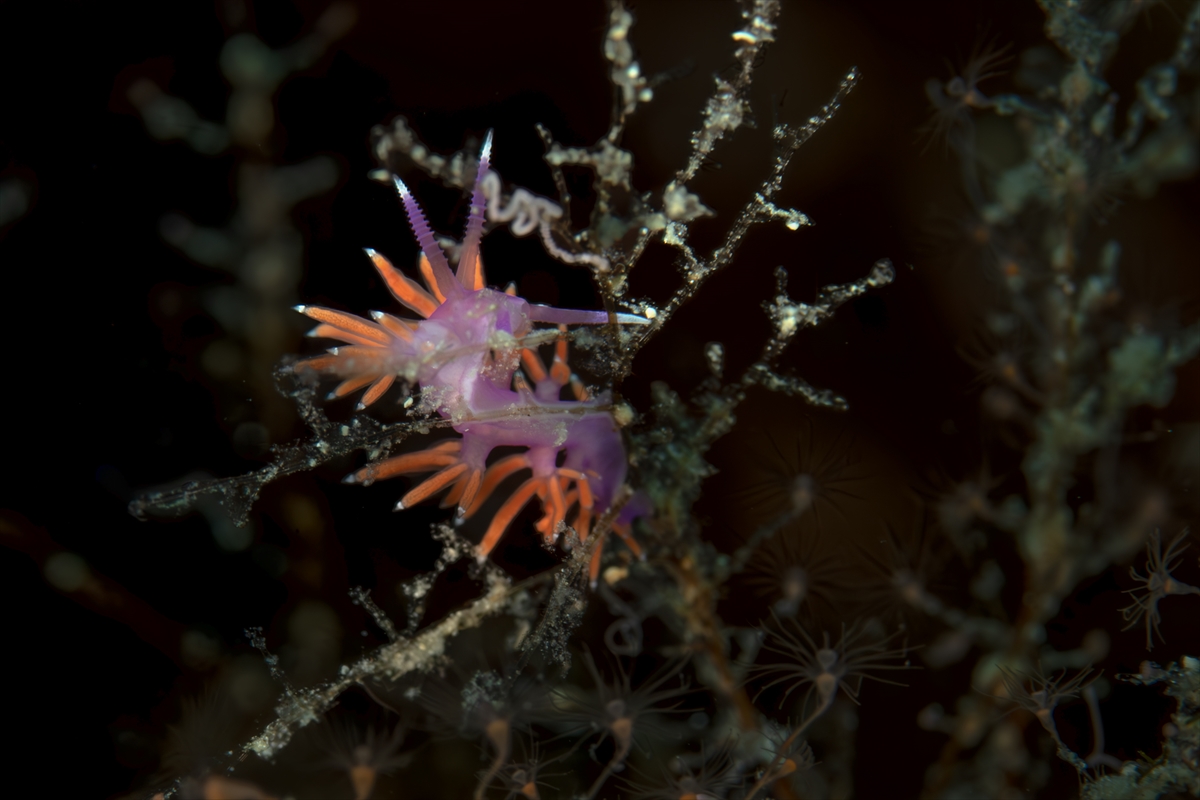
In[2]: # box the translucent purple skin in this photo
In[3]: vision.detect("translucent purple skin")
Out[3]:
[403,285,628,515]
[295,132,649,574]
[385,136,640,524]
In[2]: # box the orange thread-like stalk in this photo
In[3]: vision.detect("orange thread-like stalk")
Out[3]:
[456,469,483,516]
[367,249,438,318]
[417,253,447,304]
[359,374,396,407]
[298,306,390,344]
[371,311,415,341]
[308,324,387,349]
[479,479,540,557]
[331,373,377,398]
[462,454,530,520]
[400,462,469,508]
[520,349,548,383]
[349,446,460,484]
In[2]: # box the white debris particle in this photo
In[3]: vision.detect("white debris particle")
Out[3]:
[867,258,896,287]
[662,221,687,246]
[612,403,635,428]
[777,303,800,338]
[758,194,812,230]
[662,181,714,222]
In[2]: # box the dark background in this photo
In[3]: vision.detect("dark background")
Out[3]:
[1,0,1198,797]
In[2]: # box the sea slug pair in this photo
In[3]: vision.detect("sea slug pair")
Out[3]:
[293,132,646,585]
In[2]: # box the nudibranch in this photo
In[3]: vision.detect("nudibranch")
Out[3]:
[293,131,647,585]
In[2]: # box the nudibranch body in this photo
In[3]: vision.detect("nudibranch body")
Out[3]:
[293,132,645,585]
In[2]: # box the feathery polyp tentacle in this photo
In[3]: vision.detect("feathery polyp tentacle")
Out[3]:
[458,130,493,289]
[393,177,463,302]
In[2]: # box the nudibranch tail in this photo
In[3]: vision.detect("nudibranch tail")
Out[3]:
[527,305,651,327]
